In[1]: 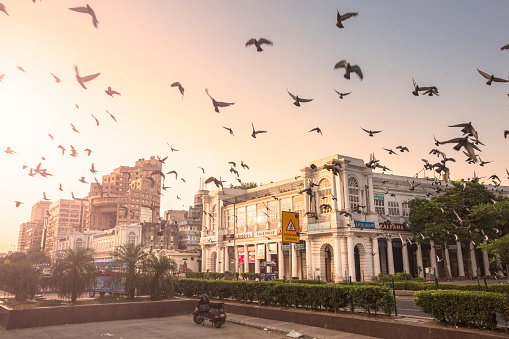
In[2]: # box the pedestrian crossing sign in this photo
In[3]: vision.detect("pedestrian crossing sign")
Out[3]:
[282,211,300,243]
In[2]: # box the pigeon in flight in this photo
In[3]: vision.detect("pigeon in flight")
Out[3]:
[245,38,273,52]
[241,161,249,170]
[167,143,179,152]
[0,74,4,81]
[105,86,121,97]
[251,123,267,138]
[42,192,50,201]
[361,127,382,137]
[106,110,117,122]
[205,176,225,189]
[17,66,25,72]
[205,88,235,113]
[396,146,409,152]
[501,44,509,50]
[383,148,398,155]
[91,114,100,126]
[309,127,323,136]
[74,65,100,89]
[171,82,184,97]
[504,130,509,139]
[70,123,80,133]
[334,60,363,80]
[336,9,358,28]
[4,147,16,154]
[84,148,92,156]
[334,89,351,99]
[15,201,23,208]
[223,126,234,136]
[90,163,98,174]
[477,68,509,85]
[0,3,8,16]
[51,73,61,83]
[287,89,313,106]
[69,4,98,28]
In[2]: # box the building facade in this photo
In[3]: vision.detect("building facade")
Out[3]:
[17,200,51,253]
[86,157,162,230]
[199,154,507,282]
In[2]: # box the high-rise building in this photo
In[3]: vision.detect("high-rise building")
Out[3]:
[86,156,162,230]
[30,200,51,222]
[17,200,51,253]
[45,199,88,258]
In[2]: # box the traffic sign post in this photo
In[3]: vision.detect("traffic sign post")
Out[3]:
[282,211,300,283]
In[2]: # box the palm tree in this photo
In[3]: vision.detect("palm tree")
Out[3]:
[0,261,40,301]
[51,248,96,303]
[111,243,147,299]
[144,253,177,300]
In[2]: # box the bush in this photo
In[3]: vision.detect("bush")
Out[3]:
[174,278,394,316]
[414,289,509,330]
[37,299,63,307]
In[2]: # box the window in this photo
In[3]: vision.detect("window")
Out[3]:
[128,231,136,245]
[388,201,399,216]
[348,177,360,210]
[257,203,267,224]
[75,238,83,249]
[212,205,217,229]
[280,198,292,212]
[236,207,246,227]
[402,201,410,217]
[374,193,385,215]
[293,195,305,217]
[319,178,332,204]
[268,201,279,221]
[247,205,256,225]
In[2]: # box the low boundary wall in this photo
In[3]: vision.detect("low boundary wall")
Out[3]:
[0,299,196,330]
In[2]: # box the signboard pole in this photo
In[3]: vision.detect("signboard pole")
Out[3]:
[289,242,292,283]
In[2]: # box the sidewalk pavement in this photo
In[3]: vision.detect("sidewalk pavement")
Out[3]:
[226,313,378,339]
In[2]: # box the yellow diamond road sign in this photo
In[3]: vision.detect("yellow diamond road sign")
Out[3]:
[282,211,300,243]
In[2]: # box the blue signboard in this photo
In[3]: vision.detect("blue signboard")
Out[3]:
[354,221,375,229]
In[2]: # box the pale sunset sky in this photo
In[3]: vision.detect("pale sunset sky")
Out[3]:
[1,1,508,252]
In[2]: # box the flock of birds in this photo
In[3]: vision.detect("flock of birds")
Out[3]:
[1,3,508,240]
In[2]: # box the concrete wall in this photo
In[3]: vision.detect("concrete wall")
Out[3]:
[0,299,195,330]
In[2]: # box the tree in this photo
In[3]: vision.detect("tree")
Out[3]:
[479,234,509,276]
[409,181,500,279]
[143,253,177,300]
[229,182,258,189]
[110,243,147,299]
[51,248,96,303]
[0,261,40,301]
[26,248,51,265]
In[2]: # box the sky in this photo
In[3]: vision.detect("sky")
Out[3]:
[1,1,508,253]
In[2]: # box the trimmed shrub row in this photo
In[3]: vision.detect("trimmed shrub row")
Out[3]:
[414,289,509,330]
[174,278,395,316]
[341,280,509,293]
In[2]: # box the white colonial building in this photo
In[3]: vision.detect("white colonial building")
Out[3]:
[199,154,508,282]
[53,223,142,261]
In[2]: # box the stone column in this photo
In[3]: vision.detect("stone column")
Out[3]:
[402,244,410,274]
[372,237,381,277]
[444,247,452,278]
[216,246,222,273]
[291,243,298,279]
[331,173,339,212]
[255,244,261,274]
[456,241,465,277]
[367,175,375,214]
[224,245,229,273]
[202,246,207,272]
[387,238,395,275]
[244,244,249,274]
[234,245,239,275]
[341,168,349,211]
[347,236,356,281]
[333,235,343,282]
[416,244,424,278]
[430,241,438,278]
[278,241,285,280]
[470,242,478,278]
[306,238,313,280]
[483,251,491,276]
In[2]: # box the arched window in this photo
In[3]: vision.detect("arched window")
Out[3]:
[75,238,83,250]
[128,231,136,245]
[348,177,361,211]
[319,178,332,213]
[212,204,217,229]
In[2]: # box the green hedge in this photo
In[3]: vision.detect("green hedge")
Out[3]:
[342,281,509,293]
[174,279,395,316]
[415,289,509,330]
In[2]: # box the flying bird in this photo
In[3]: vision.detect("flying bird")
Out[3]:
[396,146,409,152]
[504,130,509,139]
[241,161,249,170]
[16,66,25,72]
[106,110,117,122]
[383,148,397,155]
[15,201,23,208]
[205,88,235,113]
[58,183,63,191]
[167,143,179,152]
[251,123,267,138]
[70,123,80,133]
[223,126,234,136]
[197,166,205,174]
[336,9,358,28]
[90,163,98,174]
[42,192,50,201]
[334,60,363,80]
[361,127,382,137]
[0,3,8,16]
[0,74,4,81]
[205,176,225,189]
[166,170,178,180]
[171,82,184,97]
[4,147,16,154]
[48,134,54,141]
[83,148,92,156]
[309,127,323,136]
[245,38,273,52]
[501,44,509,50]
[477,68,509,85]
[334,89,351,99]
[74,65,100,89]
[228,161,236,167]
[287,89,313,106]
[58,145,66,155]
[91,114,100,126]
[105,86,121,97]
[69,4,98,28]
[51,73,61,83]
[79,177,89,184]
